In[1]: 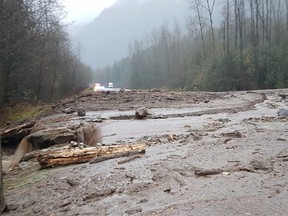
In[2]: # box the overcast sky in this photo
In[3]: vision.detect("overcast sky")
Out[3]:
[62,0,117,23]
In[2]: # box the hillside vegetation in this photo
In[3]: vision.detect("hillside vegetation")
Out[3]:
[96,0,288,91]
[0,0,93,109]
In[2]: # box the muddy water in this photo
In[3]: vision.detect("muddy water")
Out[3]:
[74,93,264,144]
[96,93,276,144]
[100,107,277,144]
[3,90,288,216]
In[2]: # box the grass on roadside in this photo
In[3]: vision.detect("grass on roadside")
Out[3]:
[0,104,52,127]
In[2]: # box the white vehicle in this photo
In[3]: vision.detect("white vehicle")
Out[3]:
[93,83,105,91]
[108,82,114,88]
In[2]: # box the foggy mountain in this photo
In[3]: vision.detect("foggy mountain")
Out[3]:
[76,0,189,69]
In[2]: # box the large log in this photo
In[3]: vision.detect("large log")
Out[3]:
[89,149,145,164]
[38,143,147,168]
[0,121,35,137]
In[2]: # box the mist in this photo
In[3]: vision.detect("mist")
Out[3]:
[72,0,191,69]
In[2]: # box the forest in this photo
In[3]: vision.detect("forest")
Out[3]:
[0,0,93,108]
[96,0,288,91]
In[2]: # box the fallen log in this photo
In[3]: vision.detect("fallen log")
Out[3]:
[117,154,143,164]
[38,143,146,168]
[0,121,35,137]
[90,149,145,164]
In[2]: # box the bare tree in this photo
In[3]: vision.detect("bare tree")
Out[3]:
[286,0,288,30]
[0,0,92,104]
[0,0,4,108]
[234,0,239,49]
[189,0,207,60]
[250,1,256,47]
[255,0,260,47]
[205,0,216,52]
[238,0,245,55]
[95,0,288,91]
[226,0,230,55]
[222,21,226,52]
[266,0,272,43]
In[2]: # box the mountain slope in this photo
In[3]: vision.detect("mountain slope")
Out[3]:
[76,0,189,69]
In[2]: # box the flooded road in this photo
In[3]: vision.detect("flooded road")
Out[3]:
[94,91,274,144]
[2,89,288,216]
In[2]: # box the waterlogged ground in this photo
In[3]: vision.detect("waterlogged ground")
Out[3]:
[2,89,288,216]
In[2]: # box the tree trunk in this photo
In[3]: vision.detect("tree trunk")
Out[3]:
[238,0,245,89]
[226,0,230,56]
[50,68,56,101]
[250,0,255,47]
[192,0,206,61]
[0,139,6,213]
[206,0,216,52]
[255,0,259,46]
[286,0,288,30]
[234,0,238,49]
[36,56,44,103]
[255,0,260,87]
[266,0,271,43]
[90,149,145,164]
[250,0,258,88]
[0,0,3,108]
[223,21,226,52]
[38,143,147,168]
[261,0,265,42]
[238,5,244,56]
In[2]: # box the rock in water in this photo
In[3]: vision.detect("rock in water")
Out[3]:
[77,108,86,117]
[135,107,148,119]
[63,107,75,114]
[277,108,288,117]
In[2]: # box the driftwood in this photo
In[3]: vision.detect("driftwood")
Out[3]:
[38,143,146,168]
[117,154,143,164]
[0,121,35,137]
[195,168,223,176]
[90,149,145,164]
[194,165,262,177]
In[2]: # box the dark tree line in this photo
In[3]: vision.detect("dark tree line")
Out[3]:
[95,0,288,91]
[0,0,93,107]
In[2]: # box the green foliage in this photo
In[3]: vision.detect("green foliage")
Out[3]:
[95,1,288,92]
[0,0,92,107]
